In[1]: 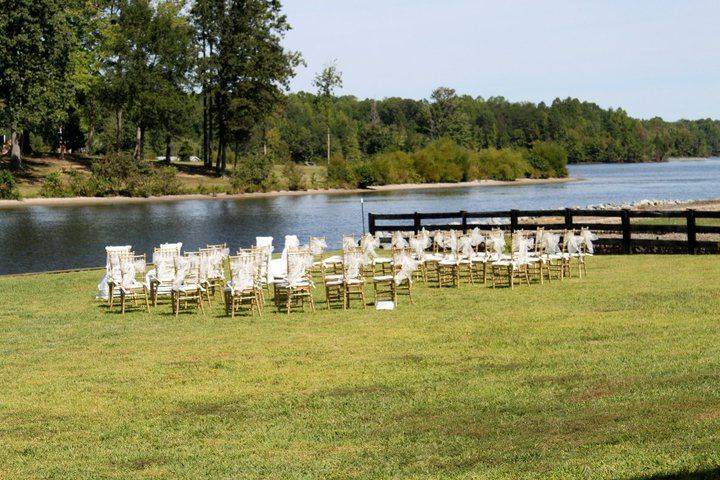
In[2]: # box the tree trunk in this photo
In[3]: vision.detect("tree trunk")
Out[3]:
[165,134,172,164]
[133,125,142,160]
[21,128,31,155]
[86,101,96,152]
[203,89,209,168]
[115,110,123,154]
[10,131,22,169]
[326,126,331,164]
[233,142,239,169]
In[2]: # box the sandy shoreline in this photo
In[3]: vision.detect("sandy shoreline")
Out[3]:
[0,177,579,208]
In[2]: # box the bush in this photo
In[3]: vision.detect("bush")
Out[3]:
[178,141,193,162]
[527,141,569,178]
[0,169,20,200]
[326,154,357,188]
[40,172,72,198]
[283,161,306,191]
[229,154,273,193]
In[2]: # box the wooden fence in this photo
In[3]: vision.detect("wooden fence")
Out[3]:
[368,208,720,254]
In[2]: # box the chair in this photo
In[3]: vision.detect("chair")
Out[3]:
[343,248,366,308]
[224,252,262,317]
[561,230,584,278]
[274,248,315,313]
[577,228,597,277]
[100,245,132,307]
[171,253,206,317]
[373,248,418,304]
[116,253,151,314]
[491,232,531,289]
[361,232,392,276]
[200,245,227,301]
[150,247,180,306]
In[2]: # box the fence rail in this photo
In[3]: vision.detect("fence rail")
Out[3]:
[368,208,720,255]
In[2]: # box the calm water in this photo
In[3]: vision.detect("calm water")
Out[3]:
[1,158,719,274]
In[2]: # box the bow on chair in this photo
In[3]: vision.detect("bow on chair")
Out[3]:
[309,237,327,256]
[409,237,426,260]
[469,227,485,247]
[361,233,379,263]
[434,231,445,249]
[566,233,582,254]
[392,231,408,249]
[459,235,474,259]
[542,233,561,255]
[230,256,255,292]
[394,251,419,285]
[489,233,505,257]
[420,228,432,249]
[580,229,598,254]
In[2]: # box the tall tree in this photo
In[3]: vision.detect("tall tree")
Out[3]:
[313,61,342,164]
[102,0,194,161]
[0,0,71,168]
[209,0,302,173]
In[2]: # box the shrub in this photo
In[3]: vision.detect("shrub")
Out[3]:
[527,141,569,178]
[283,161,306,191]
[326,154,357,188]
[40,172,71,198]
[0,169,20,200]
[148,166,183,196]
[178,141,193,162]
[229,154,273,193]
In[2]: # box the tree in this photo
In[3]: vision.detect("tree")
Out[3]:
[199,0,302,173]
[313,61,343,164]
[102,0,194,161]
[0,0,71,168]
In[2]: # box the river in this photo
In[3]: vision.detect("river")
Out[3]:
[1,158,718,274]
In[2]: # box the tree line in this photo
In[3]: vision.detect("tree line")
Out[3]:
[2,0,719,178]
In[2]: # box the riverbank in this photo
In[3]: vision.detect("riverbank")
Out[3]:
[0,176,579,208]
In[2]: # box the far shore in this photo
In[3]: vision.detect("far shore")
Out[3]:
[0,177,580,208]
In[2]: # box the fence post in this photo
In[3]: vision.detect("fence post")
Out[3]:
[461,211,468,233]
[687,209,697,255]
[413,212,421,235]
[621,209,632,254]
[510,209,519,233]
[564,208,573,230]
[368,213,376,236]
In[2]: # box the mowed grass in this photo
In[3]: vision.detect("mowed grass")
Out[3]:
[1,256,720,479]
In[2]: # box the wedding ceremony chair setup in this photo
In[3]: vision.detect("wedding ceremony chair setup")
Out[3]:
[96,227,597,316]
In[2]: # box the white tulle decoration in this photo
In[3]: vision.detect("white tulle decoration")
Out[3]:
[392,231,408,249]
[580,229,598,254]
[393,250,418,285]
[469,227,485,247]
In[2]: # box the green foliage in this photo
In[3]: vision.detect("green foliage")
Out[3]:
[527,141,569,178]
[229,154,273,193]
[40,172,72,198]
[283,162,305,191]
[0,170,20,199]
[178,141,193,162]
[326,154,357,188]
[40,156,184,197]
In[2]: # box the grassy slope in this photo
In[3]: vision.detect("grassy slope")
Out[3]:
[1,255,720,479]
[2,156,328,197]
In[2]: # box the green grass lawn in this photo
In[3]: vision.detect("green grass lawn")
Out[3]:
[2,256,720,479]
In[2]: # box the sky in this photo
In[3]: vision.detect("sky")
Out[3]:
[281,0,720,121]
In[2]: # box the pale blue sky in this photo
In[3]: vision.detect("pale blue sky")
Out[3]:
[282,0,720,121]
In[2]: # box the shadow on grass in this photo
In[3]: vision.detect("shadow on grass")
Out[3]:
[628,467,720,480]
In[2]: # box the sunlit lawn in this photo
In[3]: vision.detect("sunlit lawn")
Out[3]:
[1,255,720,479]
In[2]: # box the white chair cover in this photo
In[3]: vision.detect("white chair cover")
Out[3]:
[580,229,598,254]
[342,235,357,251]
[469,227,485,247]
[97,245,132,299]
[391,231,408,249]
[229,254,255,292]
[459,235,474,259]
[566,232,582,254]
[361,233,380,264]
[394,250,419,285]
[542,232,561,255]
[285,251,311,287]
[409,237,426,261]
[309,237,327,256]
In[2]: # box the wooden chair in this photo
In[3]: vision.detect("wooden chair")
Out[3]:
[373,248,417,304]
[103,245,132,308]
[224,252,262,318]
[274,249,315,313]
[343,248,367,308]
[117,253,151,314]
[149,246,179,306]
[171,253,206,317]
